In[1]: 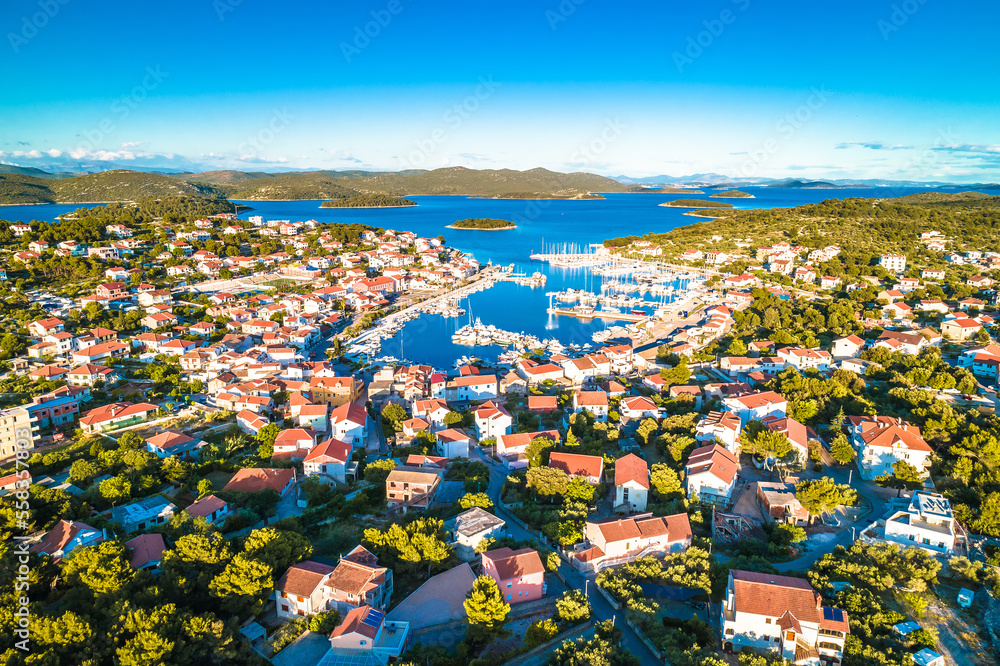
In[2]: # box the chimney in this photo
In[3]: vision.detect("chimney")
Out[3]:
[816,593,822,610]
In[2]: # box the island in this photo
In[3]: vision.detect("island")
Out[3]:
[710,189,755,198]
[471,191,605,200]
[320,194,417,208]
[658,198,735,209]
[447,217,516,230]
[629,187,705,194]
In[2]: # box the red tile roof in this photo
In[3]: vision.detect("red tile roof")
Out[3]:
[304,438,352,464]
[185,494,227,519]
[222,468,294,494]
[549,452,604,480]
[126,533,165,568]
[277,560,335,597]
[614,453,649,489]
[482,547,544,580]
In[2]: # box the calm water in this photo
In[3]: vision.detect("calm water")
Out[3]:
[0,187,978,368]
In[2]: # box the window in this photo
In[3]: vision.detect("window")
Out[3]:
[360,640,366,646]
[506,594,511,601]
[765,618,772,624]
[506,582,512,588]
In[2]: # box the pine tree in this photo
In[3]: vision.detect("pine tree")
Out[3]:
[464,575,510,629]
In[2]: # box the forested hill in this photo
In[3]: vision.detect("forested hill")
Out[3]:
[0,166,626,204]
[606,193,1000,260]
[0,170,223,204]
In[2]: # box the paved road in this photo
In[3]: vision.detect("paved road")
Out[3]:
[471,448,662,666]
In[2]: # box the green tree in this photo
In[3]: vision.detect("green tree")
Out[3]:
[565,477,596,504]
[829,433,855,465]
[99,475,132,505]
[525,436,556,467]
[196,478,213,497]
[876,460,926,496]
[526,466,570,499]
[117,430,145,451]
[209,553,274,615]
[458,492,494,510]
[63,540,135,595]
[363,458,397,486]
[556,589,591,624]
[658,357,691,388]
[795,477,857,521]
[650,463,682,498]
[443,410,464,427]
[381,402,407,432]
[254,423,280,459]
[243,527,313,570]
[546,551,562,572]
[308,610,342,634]
[69,459,98,483]
[741,421,794,468]
[464,575,510,640]
[525,618,559,648]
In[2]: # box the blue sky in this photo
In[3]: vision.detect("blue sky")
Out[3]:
[1,0,998,181]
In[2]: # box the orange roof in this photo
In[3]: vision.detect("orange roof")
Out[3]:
[185,494,227,519]
[729,570,849,630]
[223,468,294,493]
[277,560,335,597]
[482,547,544,580]
[126,533,165,568]
[304,438,352,464]
[685,444,739,485]
[549,452,603,480]
[614,453,649,489]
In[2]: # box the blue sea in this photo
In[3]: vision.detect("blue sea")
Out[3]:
[0,186,979,369]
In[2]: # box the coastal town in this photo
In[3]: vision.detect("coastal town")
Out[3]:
[1,193,998,666]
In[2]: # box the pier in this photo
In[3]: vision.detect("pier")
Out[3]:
[547,307,650,322]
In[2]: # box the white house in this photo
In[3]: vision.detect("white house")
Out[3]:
[720,570,849,663]
[573,390,609,421]
[330,402,372,449]
[324,605,409,665]
[446,506,506,561]
[685,444,739,506]
[721,391,787,427]
[879,254,907,273]
[848,416,932,480]
[613,453,649,513]
[574,513,692,571]
[620,396,659,421]
[695,411,742,452]
[777,347,832,371]
[883,491,958,555]
[473,401,512,440]
[436,428,471,459]
[303,437,355,483]
[831,335,865,359]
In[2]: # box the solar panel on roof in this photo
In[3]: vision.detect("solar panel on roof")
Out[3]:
[362,608,384,628]
[823,607,844,622]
